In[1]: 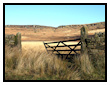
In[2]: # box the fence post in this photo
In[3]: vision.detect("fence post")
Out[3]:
[80,26,94,74]
[81,26,88,54]
[15,32,21,50]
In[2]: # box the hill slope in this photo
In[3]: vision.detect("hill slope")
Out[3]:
[5,22,105,41]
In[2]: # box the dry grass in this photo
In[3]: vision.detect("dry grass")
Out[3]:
[5,42,80,80]
[80,53,94,74]
[22,41,45,52]
[5,26,105,41]
[5,41,105,80]
[5,22,105,80]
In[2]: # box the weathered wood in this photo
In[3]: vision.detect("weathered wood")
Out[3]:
[44,38,80,44]
[53,42,61,54]
[61,41,72,50]
[46,42,61,54]
[43,39,81,56]
[48,49,81,51]
[46,44,81,48]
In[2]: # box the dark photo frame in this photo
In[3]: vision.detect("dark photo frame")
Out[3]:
[3,3,107,82]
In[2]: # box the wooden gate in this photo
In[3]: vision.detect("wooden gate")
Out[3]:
[43,38,81,57]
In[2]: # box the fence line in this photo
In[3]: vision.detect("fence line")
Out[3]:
[43,26,89,57]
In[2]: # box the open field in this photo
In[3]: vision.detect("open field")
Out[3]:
[5,28,105,41]
[5,22,105,80]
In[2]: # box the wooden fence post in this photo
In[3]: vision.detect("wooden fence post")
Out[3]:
[81,26,88,54]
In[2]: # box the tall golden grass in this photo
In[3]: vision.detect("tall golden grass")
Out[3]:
[5,42,80,80]
[80,53,94,74]
[5,41,105,80]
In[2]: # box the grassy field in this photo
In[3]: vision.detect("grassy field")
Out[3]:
[5,41,105,80]
[5,22,105,80]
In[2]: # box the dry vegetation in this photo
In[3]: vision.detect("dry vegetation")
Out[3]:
[5,41,105,80]
[5,43,81,80]
[5,22,105,80]
[5,22,105,41]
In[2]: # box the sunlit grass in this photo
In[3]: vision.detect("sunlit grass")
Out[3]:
[5,43,80,80]
[5,41,105,80]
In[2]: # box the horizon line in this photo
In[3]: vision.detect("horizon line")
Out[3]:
[5,21,105,28]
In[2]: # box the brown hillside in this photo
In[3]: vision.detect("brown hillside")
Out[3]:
[5,22,105,41]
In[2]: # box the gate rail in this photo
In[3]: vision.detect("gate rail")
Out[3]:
[43,38,81,56]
